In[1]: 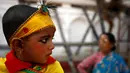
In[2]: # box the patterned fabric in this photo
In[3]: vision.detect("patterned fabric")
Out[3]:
[20,61,64,73]
[0,58,64,73]
[77,52,105,73]
[93,52,130,73]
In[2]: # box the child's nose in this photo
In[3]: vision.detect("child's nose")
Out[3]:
[49,42,55,50]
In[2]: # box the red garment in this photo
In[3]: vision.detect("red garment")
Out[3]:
[5,50,55,73]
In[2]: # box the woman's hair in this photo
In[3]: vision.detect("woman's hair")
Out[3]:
[102,33,116,51]
[2,5,38,45]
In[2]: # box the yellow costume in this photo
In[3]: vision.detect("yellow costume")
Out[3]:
[1,5,64,73]
[0,58,64,73]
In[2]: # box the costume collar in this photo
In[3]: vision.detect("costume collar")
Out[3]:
[5,50,55,73]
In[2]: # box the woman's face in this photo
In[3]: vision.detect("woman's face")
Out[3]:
[99,34,113,53]
[21,27,55,64]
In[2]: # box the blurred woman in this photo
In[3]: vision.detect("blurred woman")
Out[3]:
[77,33,129,73]
[0,5,64,73]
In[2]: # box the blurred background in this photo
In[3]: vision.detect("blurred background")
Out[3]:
[0,0,130,73]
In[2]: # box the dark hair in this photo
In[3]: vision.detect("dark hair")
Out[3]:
[102,33,116,51]
[2,5,38,45]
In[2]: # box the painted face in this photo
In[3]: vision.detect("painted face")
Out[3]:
[98,34,112,53]
[21,27,55,64]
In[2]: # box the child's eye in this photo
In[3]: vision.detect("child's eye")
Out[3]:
[40,38,49,43]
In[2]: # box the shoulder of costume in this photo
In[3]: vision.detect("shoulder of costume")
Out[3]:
[0,57,8,73]
[46,61,64,73]
[47,60,61,67]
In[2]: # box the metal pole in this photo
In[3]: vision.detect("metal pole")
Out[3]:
[116,16,121,53]
[54,8,77,73]
[82,7,99,40]
[96,0,105,33]
[75,12,97,55]
[128,25,130,68]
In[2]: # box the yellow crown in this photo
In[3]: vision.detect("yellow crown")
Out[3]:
[9,6,55,47]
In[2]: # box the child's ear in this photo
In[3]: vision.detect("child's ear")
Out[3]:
[11,39,24,52]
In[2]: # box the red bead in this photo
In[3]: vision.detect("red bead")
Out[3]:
[23,27,29,33]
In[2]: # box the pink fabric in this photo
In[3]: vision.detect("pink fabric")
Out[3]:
[77,52,105,73]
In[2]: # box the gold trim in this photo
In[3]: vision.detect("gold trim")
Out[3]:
[9,7,55,47]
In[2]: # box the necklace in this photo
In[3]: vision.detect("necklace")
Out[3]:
[23,66,43,73]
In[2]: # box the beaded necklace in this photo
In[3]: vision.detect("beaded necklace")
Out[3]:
[23,65,44,73]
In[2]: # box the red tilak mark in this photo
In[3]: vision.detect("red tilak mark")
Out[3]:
[23,27,29,33]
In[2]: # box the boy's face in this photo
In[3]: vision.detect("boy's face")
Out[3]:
[22,27,55,64]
